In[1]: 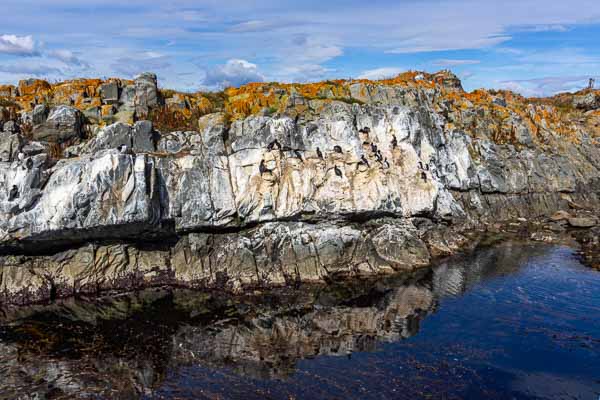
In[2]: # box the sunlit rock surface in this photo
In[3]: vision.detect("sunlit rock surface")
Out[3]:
[0,71,599,304]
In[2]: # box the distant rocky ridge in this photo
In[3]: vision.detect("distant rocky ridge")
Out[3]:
[0,70,599,305]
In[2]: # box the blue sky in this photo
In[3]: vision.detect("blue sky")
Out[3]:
[1,0,599,96]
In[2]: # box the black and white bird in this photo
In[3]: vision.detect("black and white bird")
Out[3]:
[25,158,33,170]
[333,145,343,154]
[375,151,383,162]
[391,136,398,148]
[371,143,378,153]
[259,160,268,175]
[117,144,128,154]
[334,166,343,178]
[418,161,424,170]
[383,158,390,169]
[8,185,19,201]
[316,147,324,159]
[360,155,370,167]
[421,171,427,181]
[294,150,303,161]
[267,139,281,151]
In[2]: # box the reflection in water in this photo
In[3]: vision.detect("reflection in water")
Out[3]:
[0,242,598,399]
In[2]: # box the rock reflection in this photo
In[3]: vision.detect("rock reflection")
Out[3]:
[0,242,546,399]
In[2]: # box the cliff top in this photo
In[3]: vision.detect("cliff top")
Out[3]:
[1,70,599,148]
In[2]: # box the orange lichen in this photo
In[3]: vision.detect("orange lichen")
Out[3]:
[0,70,595,146]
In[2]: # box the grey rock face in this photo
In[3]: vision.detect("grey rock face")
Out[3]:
[573,91,600,111]
[0,88,599,304]
[0,132,22,162]
[32,105,83,142]
[99,81,119,104]
[134,72,159,117]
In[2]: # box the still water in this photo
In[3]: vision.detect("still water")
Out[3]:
[0,242,599,399]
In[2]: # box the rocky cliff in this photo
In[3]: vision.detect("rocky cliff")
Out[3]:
[1,70,599,305]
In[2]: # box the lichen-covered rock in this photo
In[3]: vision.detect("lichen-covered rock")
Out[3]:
[1,71,600,305]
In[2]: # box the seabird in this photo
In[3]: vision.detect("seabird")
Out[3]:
[334,166,343,178]
[371,143,378,153]
[25,158,33,170]
[316,147,324,159]
[333,145,343,154]
[267,139,281,151]
[383,158,390,169]
[391,136,398,148]
[8,185,18,201]
[421,171,427,181]
[375,151,383,162]
[294,150,303,161]
[418,161,424,170]
[259,160,268,175]
[117,144,128,154]
[360,155,370,167]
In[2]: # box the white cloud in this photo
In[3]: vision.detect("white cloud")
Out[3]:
[499,75,598,96]
[202,59,265,89]
[111,52,171,77]
[48,49,87,66]
[433,59,481,66]
[0,63,62,77]
[358,67,404,80]
[0,34,38,56]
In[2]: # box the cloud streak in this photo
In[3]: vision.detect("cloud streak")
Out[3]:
[0,34,38,56]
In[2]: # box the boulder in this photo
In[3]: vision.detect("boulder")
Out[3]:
[573,91,600,111]
[83,122,131,153]
[0,132,22,162]
[32,106,83,142]
[2,120,18,133]
[550,210,572,221]
[567,217,597,228]
[132,120,155,152]
[31,104,48,125]
[134,72,159,117]
[99,81,119,104]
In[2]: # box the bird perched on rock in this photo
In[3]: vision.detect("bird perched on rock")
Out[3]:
[117,144,128,154]
[259,160,268,175]
[360,155,370,167]
[25,158,33,170]
[371,143,378,153]
[383,158,390,169]
[294,150,303,161]
[418,161,424,170]
[375,151,383,162]
[8,185,19,201]
[316,147,324,159]
[421,171,427,181]
[333,145,343,154]
[267,139,281,151]
[391,136,398,148]
[334,166,343,177]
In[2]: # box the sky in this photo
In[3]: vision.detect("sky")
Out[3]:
[1,0,599,96]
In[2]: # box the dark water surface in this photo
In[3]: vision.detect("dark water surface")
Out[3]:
[0,242,599,399]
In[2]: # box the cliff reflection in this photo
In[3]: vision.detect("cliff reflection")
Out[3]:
[0,242,545,399]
